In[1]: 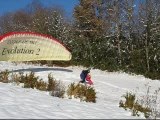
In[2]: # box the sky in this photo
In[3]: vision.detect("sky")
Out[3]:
[0,0,78,17]
[0,0,142,18]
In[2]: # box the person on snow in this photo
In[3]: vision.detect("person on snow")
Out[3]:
[79,67,93,85]
[85,73,93,85]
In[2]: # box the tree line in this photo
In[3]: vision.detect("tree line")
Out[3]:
[0,0,160,80]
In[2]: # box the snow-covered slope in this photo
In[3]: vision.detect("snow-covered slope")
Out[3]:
[0,61,160,119]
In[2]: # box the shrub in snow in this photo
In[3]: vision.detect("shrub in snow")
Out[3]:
[137,86,160,119]
[23,72,39,89]
[47,73,57,91]
[10,72,65,97]
[119,92,136,109]
[67,82,96,103]
[51,80,65,98]
[11,72,47,91]
[47,73,65,98]
[11,73,21,85]
[11,72,25,85]
[67,83,86,100]
[67,82,76,99]
[119,92,152,118]
[0,70,10,83]
[35,79,48,91]
[85,86,96,103]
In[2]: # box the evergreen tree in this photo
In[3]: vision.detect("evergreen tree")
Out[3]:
[73,0,106,66]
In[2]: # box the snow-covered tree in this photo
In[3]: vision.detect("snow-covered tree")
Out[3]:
[138,0,160,72]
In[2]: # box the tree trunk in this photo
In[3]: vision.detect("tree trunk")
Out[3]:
[145,33,150,72]
[116,23,122,67]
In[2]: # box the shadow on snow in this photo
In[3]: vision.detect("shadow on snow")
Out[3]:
[10,67,73,73]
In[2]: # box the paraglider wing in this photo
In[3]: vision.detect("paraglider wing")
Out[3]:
[0,32,72,61]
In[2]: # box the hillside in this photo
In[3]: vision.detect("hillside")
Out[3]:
[0,61,160,119]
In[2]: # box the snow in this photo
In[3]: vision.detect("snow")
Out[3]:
[0,61,160,119]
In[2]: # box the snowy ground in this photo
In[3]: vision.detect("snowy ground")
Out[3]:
[0,61,160,119]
